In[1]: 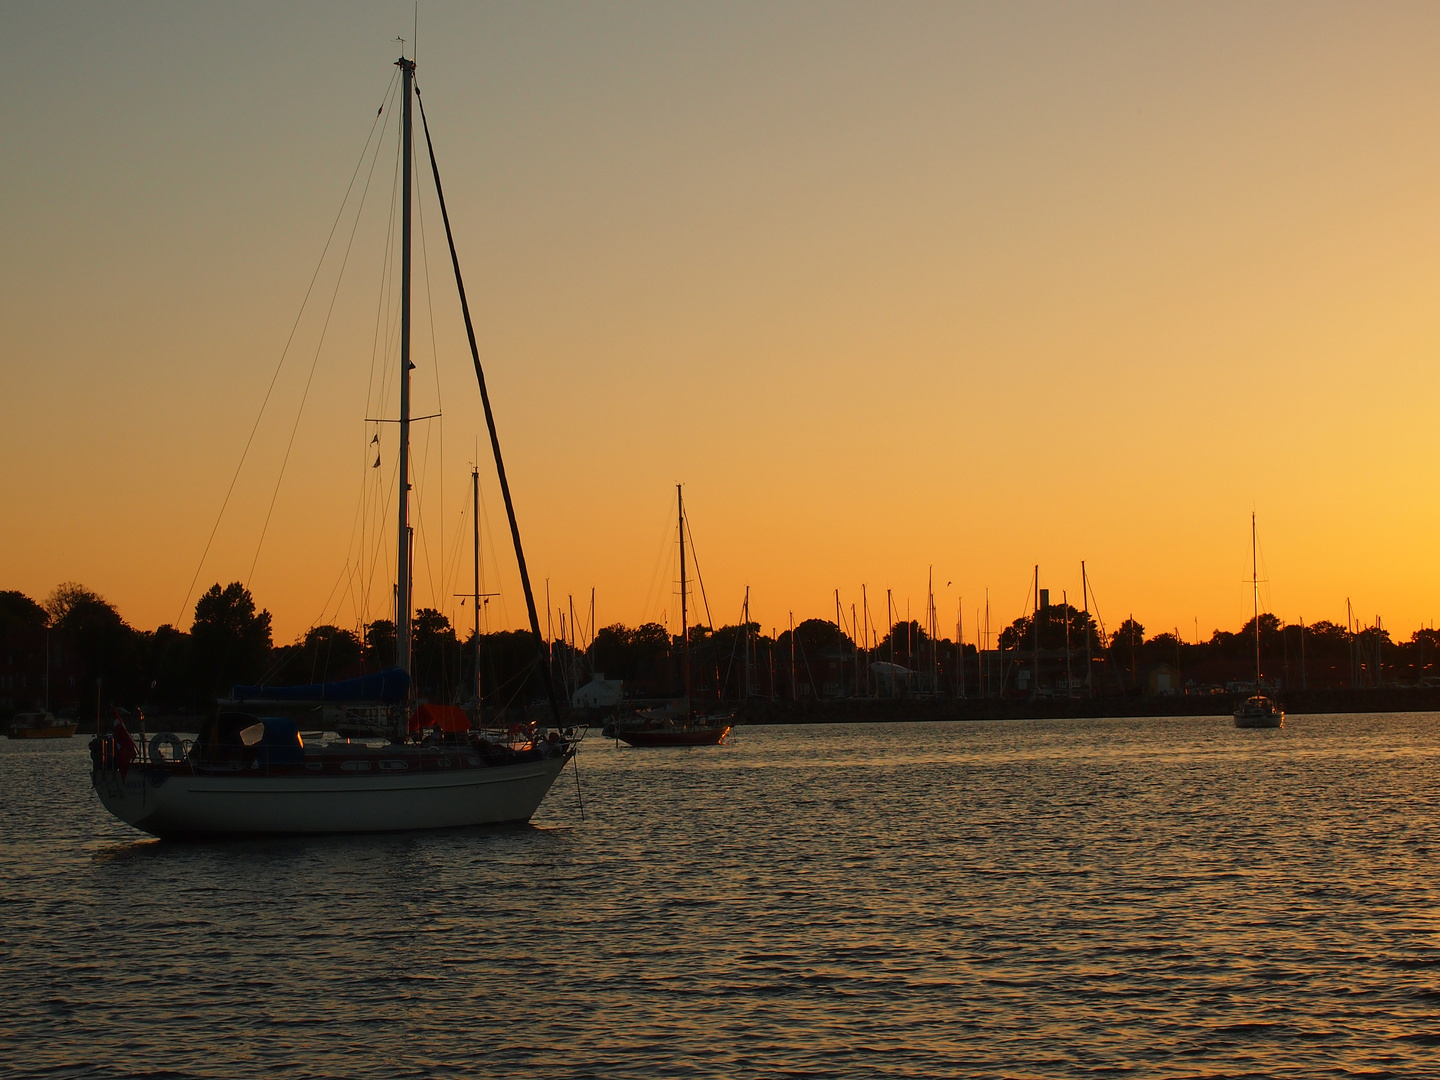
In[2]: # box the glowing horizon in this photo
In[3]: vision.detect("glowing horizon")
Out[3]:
[5,3,1440,646]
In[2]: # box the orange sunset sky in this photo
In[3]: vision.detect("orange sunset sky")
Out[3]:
[5,2,1440,646]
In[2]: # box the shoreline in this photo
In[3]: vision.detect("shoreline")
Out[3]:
[731,686,1440,724]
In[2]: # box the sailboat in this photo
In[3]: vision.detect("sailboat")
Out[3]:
[89,52,575,837]
[604,485,732,747]
[1234,513,1284,729]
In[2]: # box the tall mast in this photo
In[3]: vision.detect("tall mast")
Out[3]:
[862,584,869,696]
[472,465,481,710]
[743,586,751,700]
[1252,512,1260,686]
[1033,564,1040,698]
[927,568,935,693]
[678,484,690,711]
[887,589,894,692]
[1063,589,1071,698]
[1300,615,1306,691]
[789,611,796,700]
[957,600,964,699]
[1347,597,1354,687]
[853,602,860,698]
[415,77,563,727]
[395,54,415,677]
[1081,562,1092,698]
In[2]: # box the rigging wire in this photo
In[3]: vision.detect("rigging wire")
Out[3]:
[357,170,390,628]
[251,555,356,687]
[361,430,402,630]
[245,87,396,590]
[681,505,716,630]
[358,105,407,631]
[1255,528,1274,621]
[415,78,562,723]
[476,462,510,630]
[415,134,448,616]
[410,415,440,610]
[406,145,441,616]
[174,70,399,626]
[358,169,406,633]
[442,499,472,628]
[640,495,676,627]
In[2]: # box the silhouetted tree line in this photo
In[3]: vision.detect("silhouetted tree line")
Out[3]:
[992,605,1430,695]
[4,583,1436,720]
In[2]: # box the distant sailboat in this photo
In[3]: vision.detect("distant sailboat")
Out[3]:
[605,486,732,747]
[1234,513,1284,729]
[89,52,575,836]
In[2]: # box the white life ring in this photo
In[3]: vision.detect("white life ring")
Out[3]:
[149,732,185,764]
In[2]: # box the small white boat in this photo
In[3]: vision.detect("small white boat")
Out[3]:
[1233,694,1284,729]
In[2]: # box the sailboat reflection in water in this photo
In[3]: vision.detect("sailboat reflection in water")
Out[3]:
[91,52,575,837]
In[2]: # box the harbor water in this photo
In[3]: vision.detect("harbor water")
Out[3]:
[4,713,1440,1078]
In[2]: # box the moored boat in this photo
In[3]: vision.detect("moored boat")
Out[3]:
[8,711,78,739]
[1233,694,1284,728]
[605,714,732,747]
[90,50,575,836]
[605,486,733,748]
[1234,513,1284,729]
[92,713,570,838]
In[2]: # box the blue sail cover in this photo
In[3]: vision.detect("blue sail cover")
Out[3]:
[229,667,409,704]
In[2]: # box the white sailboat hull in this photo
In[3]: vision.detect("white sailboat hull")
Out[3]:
[93,755,571,838]
[1233,711,1284,729]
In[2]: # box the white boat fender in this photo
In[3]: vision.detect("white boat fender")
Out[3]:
[149,732,185,764]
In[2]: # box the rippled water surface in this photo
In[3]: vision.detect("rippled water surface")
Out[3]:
[5,714,1440,1078]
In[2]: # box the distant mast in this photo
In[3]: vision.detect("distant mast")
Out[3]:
[472,465,482,710]
[395,54,415,677]
[678,484,690,713]
[1251,512,1260,688]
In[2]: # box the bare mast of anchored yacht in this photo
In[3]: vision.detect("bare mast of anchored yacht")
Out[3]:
[678,484,691,714]
[473,466,481,707]
[395,54,414,678]
[1251,512,1260,688]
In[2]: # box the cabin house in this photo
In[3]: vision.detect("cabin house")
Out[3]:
[1147,663,1180,696]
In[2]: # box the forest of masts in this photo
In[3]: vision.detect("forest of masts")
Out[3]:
[4,566,1433,719]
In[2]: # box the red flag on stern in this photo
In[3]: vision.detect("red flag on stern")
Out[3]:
[110,708,138,779]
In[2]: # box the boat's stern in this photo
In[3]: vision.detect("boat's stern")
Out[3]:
[89,729,173,836]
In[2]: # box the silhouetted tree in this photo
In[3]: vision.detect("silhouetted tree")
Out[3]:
[1111,618,1145,650]
[271,625,363,686]
[47,584,143,706]
[0,591,47,636]
[140,623,194,710]
[364,620,396,671]
[871,620,929,667]
[475,629,545,709]
[190,582,272,697]
[999,605,1101,653]
[44,582,102,626]
[412,608,460,702]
